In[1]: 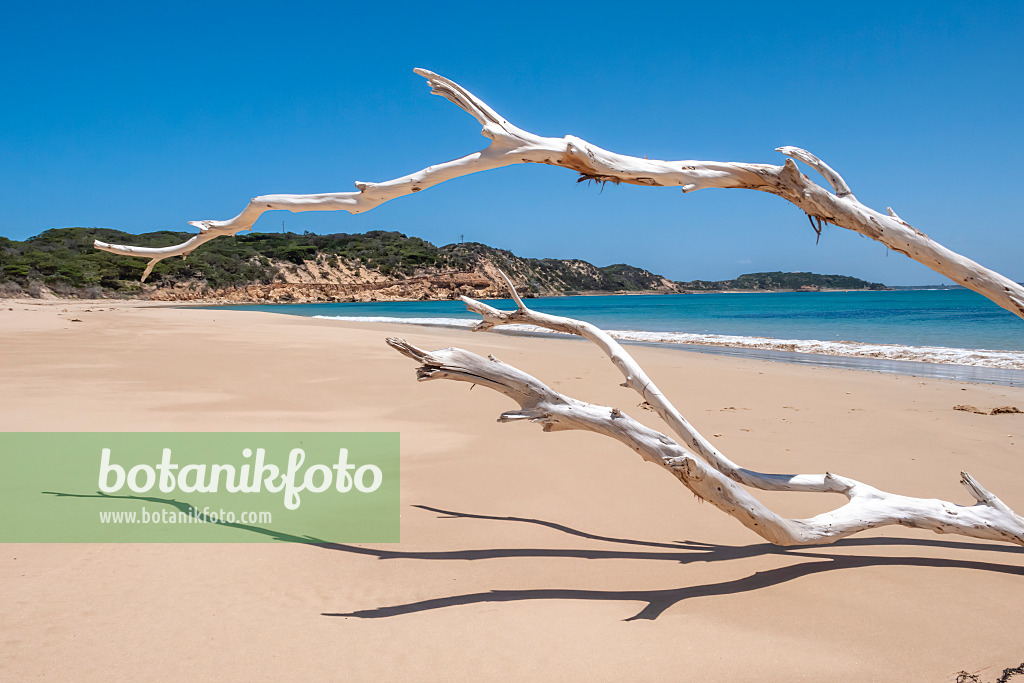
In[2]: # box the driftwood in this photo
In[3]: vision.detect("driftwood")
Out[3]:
[94,69,1024,320]
[94,69,1024,547]
[389,275,1024,547]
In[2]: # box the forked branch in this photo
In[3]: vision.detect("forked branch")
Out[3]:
[94,70,1024,321]
[387,323,1024,546]
[462,272,845,494]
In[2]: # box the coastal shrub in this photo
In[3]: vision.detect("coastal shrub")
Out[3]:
[0,280,23,297]
[0,227,888,297]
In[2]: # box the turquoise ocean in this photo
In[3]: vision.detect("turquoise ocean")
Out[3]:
[219,289,1024,385]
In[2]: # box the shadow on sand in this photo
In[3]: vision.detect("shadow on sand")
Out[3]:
[322,504,1024,621]
[46,493,1024,622]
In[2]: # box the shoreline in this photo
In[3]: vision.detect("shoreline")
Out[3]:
[551,287,892,296]
[310,315,1024,376]
[9,297,1022,381]
[0,285,892,306]
[311,317,1024,385]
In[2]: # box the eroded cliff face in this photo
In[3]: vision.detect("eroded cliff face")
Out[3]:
[2,228,887,303]
[141,252,682,303]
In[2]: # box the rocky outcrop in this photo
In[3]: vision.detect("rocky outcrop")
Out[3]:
[140,250,682,303]
[145,271,498,303]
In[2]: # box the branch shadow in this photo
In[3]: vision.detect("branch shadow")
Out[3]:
[326,551,1023,621]
[319,504,1024,621]
[43,491,330,544]
[45,493,1024,622]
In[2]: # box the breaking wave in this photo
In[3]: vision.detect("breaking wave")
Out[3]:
[312,315,1024,369]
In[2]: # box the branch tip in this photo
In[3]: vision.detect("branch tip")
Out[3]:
[777,146,854,198]
[385,337,429,362]
[960,471,993,504]
[497,270,526,310]
[886,207,911,226]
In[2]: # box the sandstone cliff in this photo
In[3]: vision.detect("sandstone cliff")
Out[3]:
[144,246,682,303]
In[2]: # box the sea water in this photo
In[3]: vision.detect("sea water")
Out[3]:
[214,289,1024,383]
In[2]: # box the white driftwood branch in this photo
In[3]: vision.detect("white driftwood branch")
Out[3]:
[93,234,217,281]
[387,336,1024,547]
[94,70,1024,319]
[462,272,838,494]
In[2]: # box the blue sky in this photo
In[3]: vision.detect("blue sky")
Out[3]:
[1,1,1021,285]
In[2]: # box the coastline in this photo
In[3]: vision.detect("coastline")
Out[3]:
[0,284,890,305]
[308,315,1024,378]
[541,287,891,296]
[3,300,1024,680]
[10,295,1022,379]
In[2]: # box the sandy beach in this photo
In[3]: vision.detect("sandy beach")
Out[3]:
[2,299,1023,681]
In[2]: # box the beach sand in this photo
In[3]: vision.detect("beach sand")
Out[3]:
[1,299,1022,681]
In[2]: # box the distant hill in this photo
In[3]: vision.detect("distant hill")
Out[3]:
[0,228,887,301]
[442,242,678,295]
[677,271,887,292]
[0,228,680,302]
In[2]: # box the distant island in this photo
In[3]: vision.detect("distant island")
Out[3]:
[0,227,888,302]
[675,271,888,292]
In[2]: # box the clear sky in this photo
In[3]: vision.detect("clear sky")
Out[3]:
[2,1,1021,285]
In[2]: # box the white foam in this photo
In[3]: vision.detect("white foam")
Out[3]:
[312,315,1024,369]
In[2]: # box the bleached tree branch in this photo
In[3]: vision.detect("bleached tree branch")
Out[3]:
[93,70,1024,321]
[461,271,840,493]
[776,146,854,199]
[387,336,1024,547]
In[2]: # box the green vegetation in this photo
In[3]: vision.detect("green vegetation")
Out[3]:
[677,271,887,291]
[0,228,451,296]
[0,227,886,299]
[438,242,668,293]
[600,263,670,290]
